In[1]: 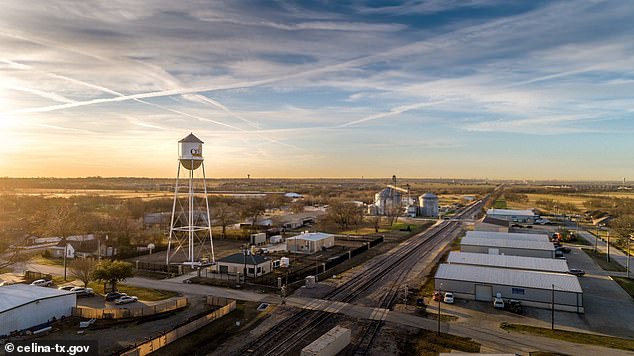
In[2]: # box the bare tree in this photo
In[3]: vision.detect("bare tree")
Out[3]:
[385,203,402,226]
[241,199,267,232]
[213,202,236,239]
[326,201,364,231]
[372,215,382,233]
[70,258,97,287]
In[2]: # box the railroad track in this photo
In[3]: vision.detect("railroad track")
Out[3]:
[235,197,487,356]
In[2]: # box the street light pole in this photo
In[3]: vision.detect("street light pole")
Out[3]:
[595,224,599,253]
[627,234,632,279]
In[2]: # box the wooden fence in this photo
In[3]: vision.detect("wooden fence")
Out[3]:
[117,298,237,356]
[72,297,188,319]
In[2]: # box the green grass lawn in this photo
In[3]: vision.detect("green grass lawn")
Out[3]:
[581,248,626,272]
[613,277,634,299]
[501,323,634,351]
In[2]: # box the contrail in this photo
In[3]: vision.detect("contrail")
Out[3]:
[182,94,260,128]
[337,100,448,127]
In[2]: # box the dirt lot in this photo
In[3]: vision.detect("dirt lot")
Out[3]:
[35,295,211,355]
[130,239,245,264]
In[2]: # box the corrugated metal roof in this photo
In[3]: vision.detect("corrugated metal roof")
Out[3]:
[487,209,536,217]
[447,251,569,273]
[435,264,582,293]
[287,232,334,242]
[466,231,549,242]
[0,284,74,313]
[461,236,554,251]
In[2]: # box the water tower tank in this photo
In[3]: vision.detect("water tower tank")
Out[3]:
[179,133,204,170]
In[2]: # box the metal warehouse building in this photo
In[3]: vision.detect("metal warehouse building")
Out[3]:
[447,251,569,273]
[435,264,583,313]
[466,230,550,242]
[486,209,537,223]
[0,284,76,336]
[461,236,555,258]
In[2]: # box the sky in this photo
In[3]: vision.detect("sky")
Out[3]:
[0,0,633,180]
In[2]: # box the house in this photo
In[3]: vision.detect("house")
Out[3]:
[287,232,335,254]
[216,253,272,277]
[47,239,114,259]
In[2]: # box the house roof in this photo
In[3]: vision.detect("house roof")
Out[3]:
[435,264,582,293]
[0,284,75,314]
[55,239,99,252]
[218,253,270,265]
[447,251,569,273]
[179,133,204,143]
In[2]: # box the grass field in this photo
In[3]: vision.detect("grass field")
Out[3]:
[581,248,626,272]
[408,329,480,355]
[500,323,634,351]
[613,277,634,299]
[506,193,589,211]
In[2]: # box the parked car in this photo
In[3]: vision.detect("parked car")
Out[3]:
[114,296,138,305]
[71,287,95,297]
[568,269,586,276]
[30,279,53,287]
[0,281,14,286]
[416,298,425,308]
[556,246,571,253]
[493,296,505,309]
[58,286,75,291]
[443,292,455,304]
[433,291,442,302]
[105,292,127,301]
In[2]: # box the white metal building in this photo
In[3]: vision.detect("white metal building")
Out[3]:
[287,232,335,254]
[0,284,76,336]
[447,251,569,273]
[466,231,550,242]
[435,264,584,313]
[461,236,555,258]
[486,209,537,223]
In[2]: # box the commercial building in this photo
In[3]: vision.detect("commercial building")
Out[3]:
[287,232,335,254]
[434,264,583,313]
[466,231,550,242]
[0,284,76,336]
[486,209,537,223]
[474,216,510,233]
[447,251,569,273]
[460,236,555,258]
[216,253,272,277]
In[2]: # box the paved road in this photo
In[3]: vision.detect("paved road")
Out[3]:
[577,229,632,274]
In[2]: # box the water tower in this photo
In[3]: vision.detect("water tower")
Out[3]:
[166,133,215,267]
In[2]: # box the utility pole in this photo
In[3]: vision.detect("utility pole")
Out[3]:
[437,283,442,335]
[63,240,68,281]
[595,224,599,253]
[607,230,611,263]
[625,234,632,279]
[551,284,555,330]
